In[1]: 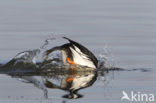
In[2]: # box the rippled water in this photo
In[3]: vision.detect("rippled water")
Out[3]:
[0,0,156,103]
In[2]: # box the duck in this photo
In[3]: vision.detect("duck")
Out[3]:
[44,37,98,69]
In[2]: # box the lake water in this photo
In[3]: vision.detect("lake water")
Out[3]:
[0,0,156,103]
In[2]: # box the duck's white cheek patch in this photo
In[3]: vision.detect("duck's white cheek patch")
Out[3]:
[69,47,95,68]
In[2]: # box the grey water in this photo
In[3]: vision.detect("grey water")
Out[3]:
[0,0,156,103]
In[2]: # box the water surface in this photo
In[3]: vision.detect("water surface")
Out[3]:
[0,0,156,103]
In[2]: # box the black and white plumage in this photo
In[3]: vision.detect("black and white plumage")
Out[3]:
[44,37,98,68]
[44,72,97,99]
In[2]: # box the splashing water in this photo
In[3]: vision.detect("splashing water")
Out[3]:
[13,49,40,64]
[40,36,56,49]
[11,36,62,66]
[97,44,116,70]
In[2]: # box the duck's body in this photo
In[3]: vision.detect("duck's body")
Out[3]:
[44,37,98,69]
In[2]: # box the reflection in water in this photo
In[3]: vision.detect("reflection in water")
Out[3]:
[0,57,106,99]
[44,70,97,99]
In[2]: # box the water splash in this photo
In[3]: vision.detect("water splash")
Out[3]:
[11,35,63,67]
[40,36,56,49]
[97,44,116,70]
[13,49,40,64]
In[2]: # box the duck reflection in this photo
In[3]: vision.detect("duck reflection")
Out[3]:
[0,58,98,99]
[44,70,97,99]
[9,68,97,99]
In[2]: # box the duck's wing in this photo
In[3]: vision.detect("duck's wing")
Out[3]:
[63,37,98,68]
